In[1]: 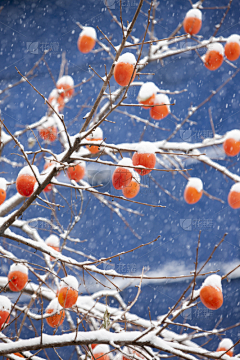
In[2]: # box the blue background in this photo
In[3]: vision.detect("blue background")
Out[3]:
[0,0,240,358]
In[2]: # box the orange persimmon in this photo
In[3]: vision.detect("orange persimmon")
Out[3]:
[58,276,78,308]
[184,177,203,204]
[114,53,136,86]
[200,275,223,310]
[183,9,202,35]
[78,27,97,53]
[150,94,170,120]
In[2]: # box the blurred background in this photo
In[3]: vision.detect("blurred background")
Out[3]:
[0,0,240,357]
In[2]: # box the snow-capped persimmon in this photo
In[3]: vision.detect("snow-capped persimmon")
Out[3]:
[224,34,240,61]
[228,183,240,209]
[45,234,60,261]
[150,94,170,120]
[78,27,97,53]
[132,144,156,176]
[0,296,11,329]
[223,130,240,157]
[58,276,78,308]
[16,165,39,197]
[92,345,110,360]
[137,82,158,109]
[38,116,58,142]
[184,177,203,205]
[204,43,224,71]
[122,175,140,199]
[183,9,202,35]
[200,274,223,310]
[114,53,136,86]
[46,298,65,328]
[8,263,28,292]
[0,178,7,205]
[112,158,133,190]
[48,88,65,112]
[217,339,234,357]
[67,161,86,182]
[86,127,103,154]
[56,75,74,99]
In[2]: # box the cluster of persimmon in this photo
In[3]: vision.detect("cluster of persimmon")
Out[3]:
[137,82,170,120]
[112,146,157,199]
[48,75,74,115]
[44,275,78,328]
[183,8,240,70]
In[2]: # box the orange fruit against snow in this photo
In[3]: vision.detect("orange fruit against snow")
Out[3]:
[46,298,65,328]
[0,178,7,205]
[7,354,24,360]
[184,177,203,204]
[58,276,78,308]
[224,35,240,61]
[45,234,60,261]
[67,162,85,182]
[183,9,202,35]
[39,126,57,142]
[223,130,240,157]
[78,27,97,53]
[132,151,156,176]
[56,75,74,98]
[122,178,140,199]
[16,165,39,197]
[114,53,136,86]
[137,82,158,109]
[8,263,28,292]
[92,345,110,360]
[0,295,11,329]
[86,127,103,154]
[150,94,170,120]
[200,274,223,310]
[204,43,224,71]
[228,183,240,209]
[48,89,65,112]
[223,138,240,156]
[217,339,234,357]
[112,166,132,190]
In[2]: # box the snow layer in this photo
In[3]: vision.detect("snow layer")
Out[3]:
[136,141,157,154]
[87,127,103,140]
[60,275,78,291]
[218,338,234,350]
[117,158,135,175]
[93,344,110,354]
[0,295,11,312]
[186,177,203,192]
[185,8,202,20]
[201,274,222,291]
[227,34,240,44]
[57,75,74,88]
[46,298,63,314]
[80,26,97,40]
[0,178,7,191]
[225,129,240,141]
[117,52,136,65]
[9,262,28,275]
[49,89,59,98]
[45,235,59,247]
[208,42,224,55]
[38,116,56,129]
[230,182,240,193]
[138,82,158,101]
[18,165,39,178]
[154,94,170,111]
